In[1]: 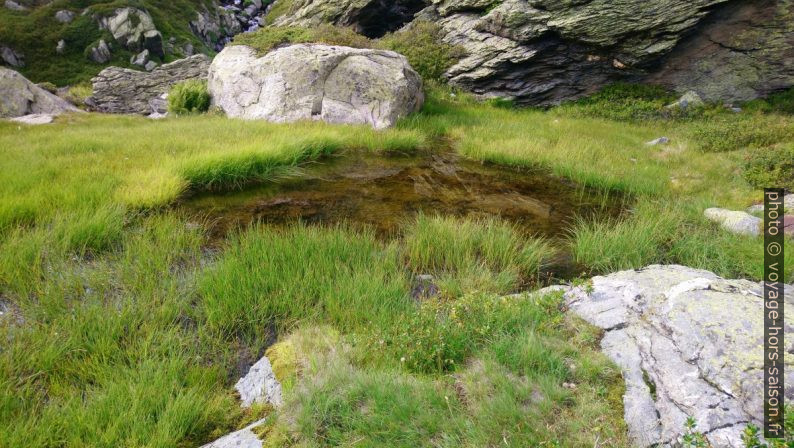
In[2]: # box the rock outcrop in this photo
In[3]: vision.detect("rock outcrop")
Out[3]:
[97,7,164,59]
[704,207,762,237]
[272,0,429,37]
[554,265,794,447]
[87,54,211,114]
[208,44,424,129]
[0,67,80,117]
[270,0,794,105]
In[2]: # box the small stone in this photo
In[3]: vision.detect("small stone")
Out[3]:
[704,208,761,236]
[54,9,75,23]
[10,114,55,125]
[130,49,150,67]
[646,137,669,146]
[411,274,440,300]
[1,46,24,67]
[88,40,112,64]
[144,60,158,72]
[56,39,66,54]
[4,0,26,11]
[666,91,704,110]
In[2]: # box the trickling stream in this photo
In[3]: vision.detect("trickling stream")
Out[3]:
[183,151,627,277]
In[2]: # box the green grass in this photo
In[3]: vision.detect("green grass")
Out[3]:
[2,83,794,447]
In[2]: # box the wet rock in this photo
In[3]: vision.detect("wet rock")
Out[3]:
[1,46,24,68]
[666,90,704,110]
[10,113,55,125]
[0,67,80,117]
[235,354,283,408]
[4,0,26,11]
[88,54,210,114]
[704,207,762,237]
[561,265,794,447]
[208,44,424,129]
[199,418,265,448]
[88,40,112,64]
[55,9,76,23]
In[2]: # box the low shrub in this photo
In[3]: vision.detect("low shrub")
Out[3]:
[557,83,677,121]
[744,87,794,115]
[743,144,794,191]
[688,115,793,152]
[168,80,211,115]
[379,22,466,83]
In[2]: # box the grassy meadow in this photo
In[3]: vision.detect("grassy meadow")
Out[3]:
[1,82,793,447]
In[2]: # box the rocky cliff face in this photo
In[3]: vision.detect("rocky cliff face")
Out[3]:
[270,0,794,105]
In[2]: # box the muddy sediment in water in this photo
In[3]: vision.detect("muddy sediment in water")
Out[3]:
[182,151,627,248]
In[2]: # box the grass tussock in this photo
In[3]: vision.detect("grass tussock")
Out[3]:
[403,214,554,296]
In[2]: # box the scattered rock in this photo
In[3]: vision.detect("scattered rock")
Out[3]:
[560,265,794,447]
[56,39,66,54]
[666,90,704,110]
[190,6,242,51]
[144,60,158,72]
[199,418,265,448]
[130,49,150,67]
[208,44,424,129]
[646,136,669,146]
[411,274,440,300]
[234,354,283,408]
[0,67,80,118]
[87,54,210,114]
[147,111,167,120]
[1,46,24,68]
[149,93,168,114]
[10,113,55,125]
[88,40,112,64]
[97,8,163,58]
[747,194,794,214]
[4,0,26,11]
[54,9,76,23]
[704,207,761,237]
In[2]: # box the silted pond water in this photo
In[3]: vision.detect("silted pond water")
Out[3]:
[182,151,627,261]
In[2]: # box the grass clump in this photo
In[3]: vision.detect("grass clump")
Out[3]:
[380,22,466,83]
[231,24,372,55]
[168,80,211,115]
[403,214,554,296]
[199,224,411,338]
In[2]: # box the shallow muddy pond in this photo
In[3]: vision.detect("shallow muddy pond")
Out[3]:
[183,151,626,246]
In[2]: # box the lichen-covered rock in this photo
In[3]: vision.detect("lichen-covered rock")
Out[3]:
[87,54,210,114]
[54,9,75,23]
[199,419,265,448]
[235,354,283,408]
[190,6,242,51]
[0,67,80,117]
[647,0,794,103]
[271,0,794,105]
[704,207,762,237]
[560,265,794,447]
[208,44,424,129]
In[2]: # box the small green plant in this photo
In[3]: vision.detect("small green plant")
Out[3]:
[379,22,466,83]
[168,80,211,115]
[743,144,794,191]
[682,417,708,448]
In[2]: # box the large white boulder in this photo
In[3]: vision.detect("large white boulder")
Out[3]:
[208,44,424,129]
